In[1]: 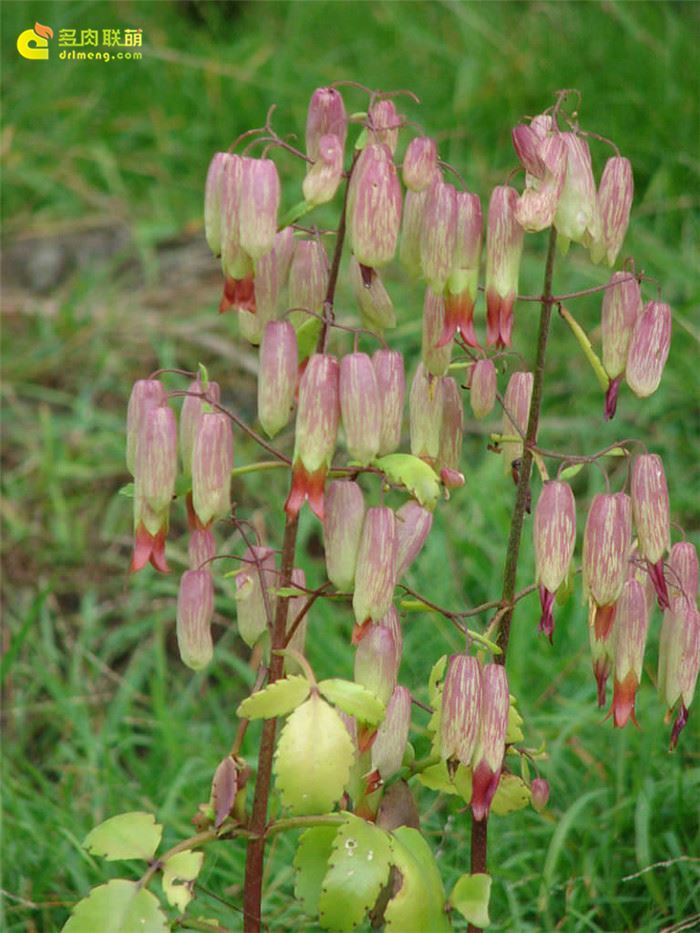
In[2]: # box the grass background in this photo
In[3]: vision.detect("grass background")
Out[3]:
[2,0,699,930]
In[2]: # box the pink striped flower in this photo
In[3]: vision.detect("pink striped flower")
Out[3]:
[609,579,649,727]
[485,186,524,348]
[631,454,670,608]
[352,507,398,625]
[533,480,576,641]
[590,157,633,267]
[626,301,672,399]
[471,664,509,822]
[340,352,382,464]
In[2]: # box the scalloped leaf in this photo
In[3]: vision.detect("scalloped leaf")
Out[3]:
[384,828,450,933]
[83,812,162,862]
[491,773,531,816]
[416,761,472,800]
[237,675,310,720]
[294,825,339,917]
[162,849,204,913]
[506,693,524,744]
[373,454,441,510]
[318,679,385,726]
[318,814,393,931]
[274,694,354,815]
[428,655,447,706]
[62,880,168,933]
[450,872,491,928]
[558,463,584,481]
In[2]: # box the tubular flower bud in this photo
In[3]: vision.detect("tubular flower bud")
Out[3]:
[354,619,399,706]
[188,526,216,571]
[441,191,482,348]
[420,179,458,293]
[191,412,234,528]
[669,541,699,603]
[590,157,634,266]
[422,288,452,377]
[471,664,509,822]
[258,320,298,438]
[601,271,642,419]
[400,187,430,277]
[500,371,533,479]
[470,359,497,420]
[371,685,412,780]
[131,404,178,574]
[534,480,577,641]
[353,507,398,625]
[285,568,308,657]
[515,135,567,233]
[204,152,229,257]
[368,99,401,154]
[349,257,396,333]
[285,353,340,521]
[395,499,433,579]
[379,607,404,671]
[658,596,700,748]
[238,306,264,346]
[372,349,405,455]
[440,654,482,765]
[239,158,281,263]
[340,352,382,464]
[530,778,550,813]
[609,579,649,728]
[402,136,438,192]
[410,363,444,461]
[626,301,672,399]
[438,377,465,489]
[221,154,254,284]
[126,379,166,476]
[485,186,524,348]
[347,143,402,270]
[303,133,344,207]
[251,245,280,327]
[306,87,347,161]
[631,454,671,607]
[512,123,546,176]
[323,480,366,592]
[583,492,632,611]
[235,546,276,648]
[176,569,214,671]
[288,239,330,330]
[553,133,601,253]
[180,378,221,475]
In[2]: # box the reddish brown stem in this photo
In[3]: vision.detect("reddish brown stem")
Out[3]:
[243,513,299,933]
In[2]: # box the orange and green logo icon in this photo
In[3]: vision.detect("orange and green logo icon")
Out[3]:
[17,22,54,60]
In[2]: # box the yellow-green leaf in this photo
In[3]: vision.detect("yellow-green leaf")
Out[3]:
[274,694,354,815]
[416,761,472,801]
[490,773,531,816]
[428,655,447,706]
[294,825,339,917]
[62,880,168,933]
[318,679,385,725]
[506,694,524,744]
[373,454,441,510]
[237,675,310,720]
[384,828,451,933]
[318,814,393,931]
[450,872,492,928]
[162,849,204,913]
[83,812,162,862]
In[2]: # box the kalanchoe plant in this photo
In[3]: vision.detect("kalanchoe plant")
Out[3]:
[69,87,697,933]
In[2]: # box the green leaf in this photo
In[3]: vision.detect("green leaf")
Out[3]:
[295,316,322,363]
[428,655,447,707]
[416,761,471,800]
[162,849,204,913]
[274,694,355,815]
[294,826,339,917]
[83,812,162,862]
[118,483,135,499]
[450,872,492,928]
[237,675,310,720]
[318,814,393,931]
[558,463,584,481]
[318,679,385,725]
[384,828,450,933]
[373,454,441,510]
[506,694,524,744]
[62,880,168,933]
[490,773,531,816]
[275,586,305,598]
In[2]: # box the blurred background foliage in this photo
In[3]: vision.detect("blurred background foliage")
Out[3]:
[2,1,699,930]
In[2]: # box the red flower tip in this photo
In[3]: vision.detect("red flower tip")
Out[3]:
[594,603,616,641]
[470,760,501,822]
[437,291,479,348]
[610,670,639,728]
[130,524,170,574]
[357,725,378,755]
[604,376,622,421]
[351,618,373,645]
[284,461,327,521]
[538,585,556,642]
[593,657,611,708]
[670,703,689,750]
[648,558,670,610]
[219,275,256,314]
